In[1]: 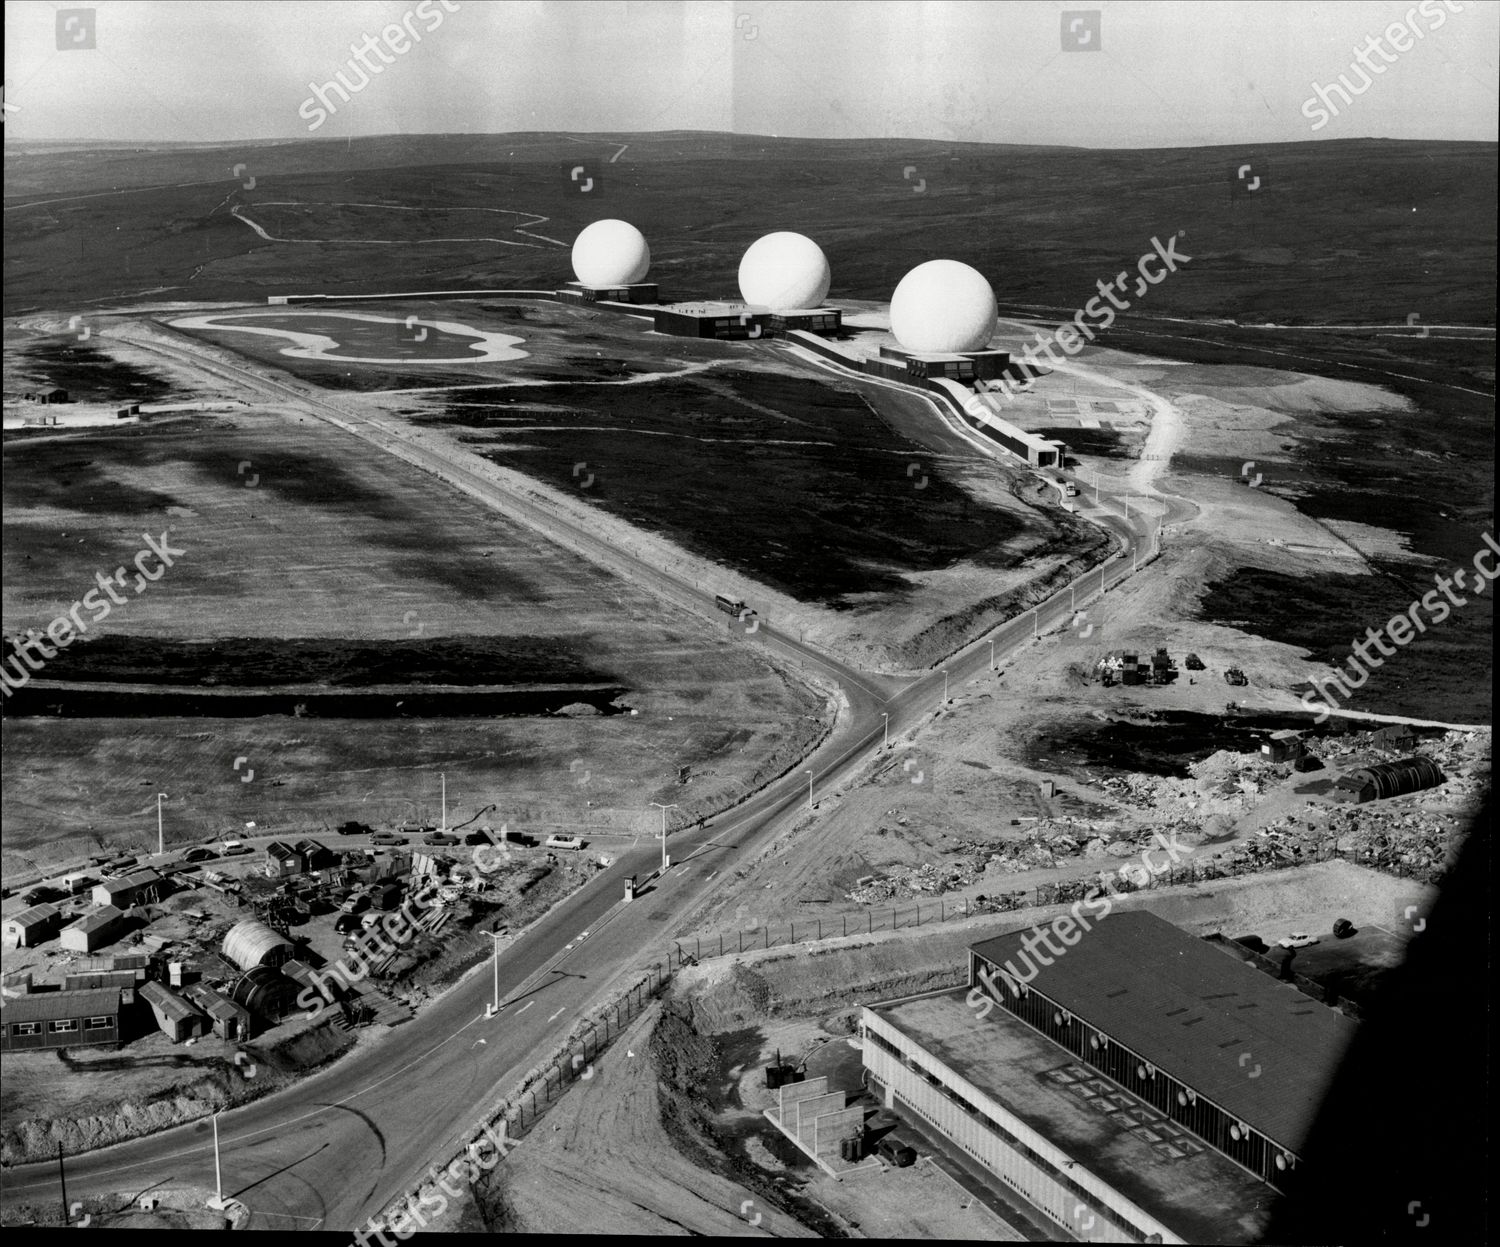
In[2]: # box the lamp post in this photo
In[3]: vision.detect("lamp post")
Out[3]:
[485,930,504,1018]
[805,770,815,810]
[439,772,447,835]
[649,802,677,873]
[987,638,996,670]
[156,792,168,857]
[207,1108,227,1209]
[880,712,890,749]
[942,669,950,703]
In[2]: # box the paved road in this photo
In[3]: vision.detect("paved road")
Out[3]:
[1,320,1167,1231]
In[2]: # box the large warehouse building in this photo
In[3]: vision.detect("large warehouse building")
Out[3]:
[861,910,1356,1242]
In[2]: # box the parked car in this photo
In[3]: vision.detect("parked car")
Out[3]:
[875,1137,916,1167]
[424,832,459,847]
[334,913,363,935]
[184,846,216,862]
[371,832,405,847]
[220,841,250,856]
[340,894,370,916]
[1277,932,1320,949]
[22,885,64,906]
[337,821,370,837]
[464,830,495,846]
[544,835,584,851]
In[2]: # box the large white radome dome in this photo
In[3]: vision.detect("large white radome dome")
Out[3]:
[571,219,651,287]
[889,259,997,354]
[737,232,831,310]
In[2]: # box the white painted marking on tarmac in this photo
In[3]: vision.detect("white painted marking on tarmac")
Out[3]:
[517,1001,534,1015]
[610,144,628,163]
[548,1008,565,1022]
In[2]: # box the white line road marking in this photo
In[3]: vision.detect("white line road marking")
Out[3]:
[517,1001,534,1015]
[548,1008,565,1022]
[610,144,628,163]
[706,871,718,881]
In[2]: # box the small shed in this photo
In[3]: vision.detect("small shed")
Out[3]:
[183,982,253,1040]
[140,981,208,1043]
[1262,730,1305,763]
[60,905,127,953]
[264,842,304,878]
[294,838,334,871]
[26,386,69,404]
[3,902,63,948]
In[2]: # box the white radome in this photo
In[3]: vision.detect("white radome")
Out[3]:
[889,259,998,354]
[571,219,651,287]
[738,232,831,310]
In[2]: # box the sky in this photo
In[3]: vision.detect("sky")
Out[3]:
[3,0,1497,147]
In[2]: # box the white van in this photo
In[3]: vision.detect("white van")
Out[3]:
[544,835,584,851]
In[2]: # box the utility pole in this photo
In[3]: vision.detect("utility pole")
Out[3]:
[649,802,677,872]
[57,1143,67,1228]
[805,770,815,810]
[881,712,890,749]
[157,792,167,857]
[440,772,447,834]
[987,638,996,670]
[942,669,950,703]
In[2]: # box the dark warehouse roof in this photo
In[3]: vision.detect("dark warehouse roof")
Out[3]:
[970,909,1358,1155]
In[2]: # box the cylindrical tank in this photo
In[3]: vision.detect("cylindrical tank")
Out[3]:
[222,919,294,970]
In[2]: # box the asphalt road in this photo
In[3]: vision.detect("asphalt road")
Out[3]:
[0,319,1170,1231]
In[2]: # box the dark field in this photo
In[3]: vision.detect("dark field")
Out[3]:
[0,635,616,688]
[426,367,1030,606]
[1024,710,1447,780]
[7,338,177,405]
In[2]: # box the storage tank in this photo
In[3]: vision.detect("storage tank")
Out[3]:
[222,919,295,971]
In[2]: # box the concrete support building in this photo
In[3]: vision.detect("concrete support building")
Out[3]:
[555,281,659,304]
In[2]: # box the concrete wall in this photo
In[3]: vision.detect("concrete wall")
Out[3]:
[813,1105,865,1160]
[792,1090,846,1145]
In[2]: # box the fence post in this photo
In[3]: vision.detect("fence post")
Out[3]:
[739,930,743,954]
[817,919,822,940]
[843,915,847,937]
[791,921,795,943]
[720,934,724,957]
[868,912,873,934]
[764,928,769,949]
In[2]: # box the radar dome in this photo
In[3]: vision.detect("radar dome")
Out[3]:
[571,219,651,287]
[737,232,831,310]
[889,259,997,354]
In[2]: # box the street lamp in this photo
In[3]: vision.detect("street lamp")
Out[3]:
[987,638,996,670]
[942,669,950,703]
[156,792,168,857]
[485,930,504,1018]
[805,770,815,810]
[880,712,890,749]
[649,802,677,873]
[439,772,447,834]
[207,1108,227,1210]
